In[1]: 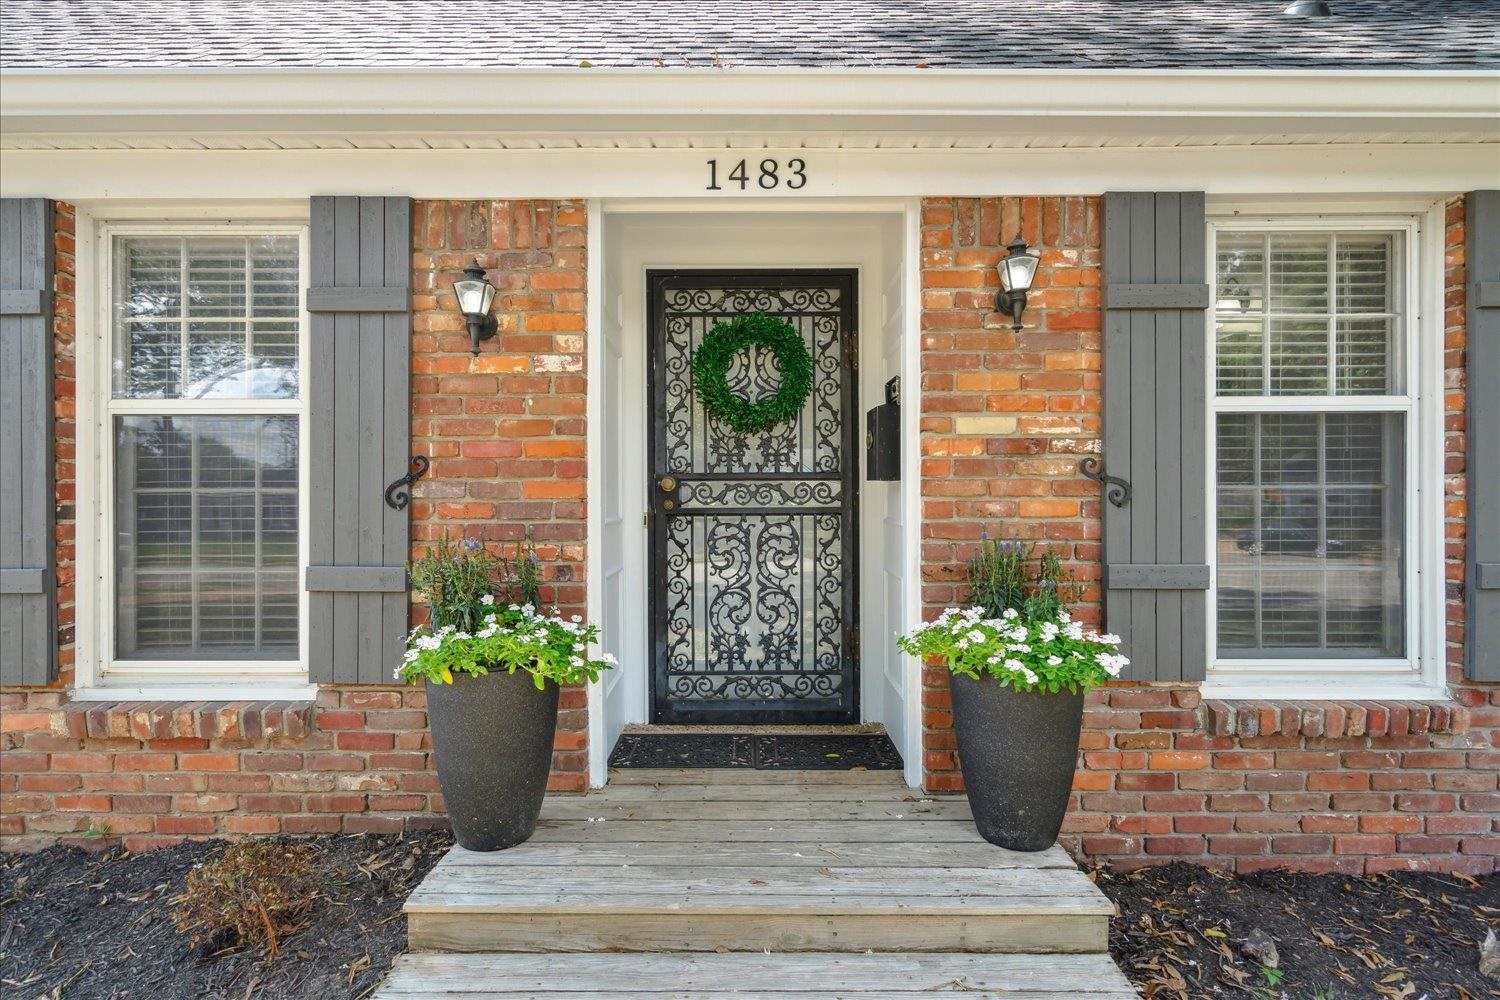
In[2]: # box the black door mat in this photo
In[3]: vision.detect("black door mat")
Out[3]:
[608,733,903,770]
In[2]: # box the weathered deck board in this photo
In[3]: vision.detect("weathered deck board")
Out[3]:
[404,769,1116,955]
[375,952,1137,997]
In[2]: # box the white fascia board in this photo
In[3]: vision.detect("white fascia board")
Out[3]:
[2,68,1497,140]
[3,143,1496,202]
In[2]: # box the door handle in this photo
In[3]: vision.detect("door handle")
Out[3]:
[658,475,678,492]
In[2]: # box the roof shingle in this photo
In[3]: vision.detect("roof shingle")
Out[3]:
[2,0,1497,71]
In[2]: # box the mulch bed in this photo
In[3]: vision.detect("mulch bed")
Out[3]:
[1096,861,1500,999]
[0,830,452,1000]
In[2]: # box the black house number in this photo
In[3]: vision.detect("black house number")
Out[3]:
[706,158,808,191]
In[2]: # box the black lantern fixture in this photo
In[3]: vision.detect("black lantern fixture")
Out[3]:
[996,238,1040,332]
[452,258,498,355]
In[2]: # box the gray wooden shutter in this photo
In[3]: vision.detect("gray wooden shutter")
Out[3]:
[305,196,412,684]
[1101,192,1211,682]
[0,199,57,685]
[1467,190,1500,680]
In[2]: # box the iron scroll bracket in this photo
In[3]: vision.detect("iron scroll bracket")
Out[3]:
[384,455,430,511]
[1079,456,1130,508]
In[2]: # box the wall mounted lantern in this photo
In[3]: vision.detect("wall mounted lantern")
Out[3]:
[452,259,498,355]
[996,239,1040,332]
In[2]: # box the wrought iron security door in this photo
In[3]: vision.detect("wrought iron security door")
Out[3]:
[648,270,859,724]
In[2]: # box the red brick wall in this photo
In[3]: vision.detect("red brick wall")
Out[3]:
[408,198,590,791]
[0,198,593,852]
[918,196,1104,791]
[918,194,1498,874]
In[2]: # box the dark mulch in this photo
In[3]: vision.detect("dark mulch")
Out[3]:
[0,830,452,1000]
[1096,861,1500,999]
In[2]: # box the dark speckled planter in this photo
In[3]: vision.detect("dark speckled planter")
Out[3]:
[425,667,559,852]
[949,673,1085,852]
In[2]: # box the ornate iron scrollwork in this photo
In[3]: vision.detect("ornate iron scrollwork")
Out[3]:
[1079,456,1131,508]
[384,455,430,511]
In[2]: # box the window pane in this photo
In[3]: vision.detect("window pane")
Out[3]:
[113,235,300,400]
[1214,230,1399,398]
[115,414,299,661]
[1215,412,1404,658]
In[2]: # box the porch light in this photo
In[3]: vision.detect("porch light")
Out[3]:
[996,239,1040,332]
[452,259,498,355]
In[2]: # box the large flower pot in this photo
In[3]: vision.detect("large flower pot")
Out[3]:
[949,673,1085,852]
[425,667,559,851]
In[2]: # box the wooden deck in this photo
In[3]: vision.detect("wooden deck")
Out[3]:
[377,768,1134,998]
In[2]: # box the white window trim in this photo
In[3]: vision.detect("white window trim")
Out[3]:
[1200,203,1448,702]
[72,210,316,701]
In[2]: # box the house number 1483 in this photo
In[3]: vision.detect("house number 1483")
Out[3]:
[706,158,808,191]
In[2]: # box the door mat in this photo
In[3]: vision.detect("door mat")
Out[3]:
[608,733,903,770]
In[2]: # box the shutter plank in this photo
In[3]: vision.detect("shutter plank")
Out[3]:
[308,197,337,679]
[1178,194,1209,682]
[382,199,412,678]
[1128,193,1159,680]
[307,196,413,685]
[1101,192,1210,683]
[1154,194,1184,682]
[1467,191,1500,680]
[0,198,56,685]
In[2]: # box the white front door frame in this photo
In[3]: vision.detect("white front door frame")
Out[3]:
[585,199,924,788]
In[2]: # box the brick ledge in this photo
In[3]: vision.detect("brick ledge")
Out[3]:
[1204,699,1467,739]
[54,701,315,741]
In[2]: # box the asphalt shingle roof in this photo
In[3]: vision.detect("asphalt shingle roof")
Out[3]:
[1,0,1497,70]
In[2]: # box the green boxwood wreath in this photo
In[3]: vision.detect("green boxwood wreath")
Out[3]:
[692,312,813,434]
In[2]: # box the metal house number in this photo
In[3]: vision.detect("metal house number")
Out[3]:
[706,158,808,191]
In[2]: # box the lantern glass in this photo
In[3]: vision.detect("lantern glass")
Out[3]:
[999,250,1040,293]
[453,275,496,318]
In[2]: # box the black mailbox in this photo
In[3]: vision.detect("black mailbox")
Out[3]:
[866,376,900,481]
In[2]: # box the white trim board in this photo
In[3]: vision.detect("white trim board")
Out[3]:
[1202,204,1448,698]
[584,205,923,787]
[2,143,1496,202]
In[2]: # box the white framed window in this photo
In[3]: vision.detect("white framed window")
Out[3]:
[76,219,312,697]
[1204,210,1446,700]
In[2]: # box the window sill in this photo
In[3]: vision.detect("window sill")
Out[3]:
[1203,697,1467,739]
[71,683,318,703]
[61,695,316,741]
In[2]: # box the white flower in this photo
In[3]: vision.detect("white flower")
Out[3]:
[1007,627,1028,644]
[955,639,970,651]
[1020,666,1039,685]
[415,634,441,651]
[1099,633,1122,646]
[1002,608,1020,620]
[600,653,618,666]
[1003,658,1025,672]
[480,593,495,606]
[569,655,584,667]
[967,629,986,643]
[1039,621,1059,642]
[571,614,582,623]
[1064,621,1085,641]
[1047,655,1063,666]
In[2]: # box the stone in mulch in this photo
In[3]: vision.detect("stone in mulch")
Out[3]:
[0,830,452,1000]
[1095,861,1500,1000]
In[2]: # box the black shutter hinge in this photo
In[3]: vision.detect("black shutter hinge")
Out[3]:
[384,455,430,511]
[1080,456,1131,508]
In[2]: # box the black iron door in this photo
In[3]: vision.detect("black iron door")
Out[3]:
[648,270,859,724]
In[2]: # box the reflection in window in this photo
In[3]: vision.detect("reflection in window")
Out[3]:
[115,415,299,660]
[112,236,300,400]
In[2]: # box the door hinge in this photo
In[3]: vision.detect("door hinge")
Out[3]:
[643,509,650,528]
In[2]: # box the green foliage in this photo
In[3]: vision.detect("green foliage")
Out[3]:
[897,606,1127,695]
[408,534,501,633]
[966,535,1078,623]
[171,842,317,956]
[692,312,814,433]
[397,602,615,689]
[504,531,543,608]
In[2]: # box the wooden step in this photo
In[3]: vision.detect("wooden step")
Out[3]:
[373,952,1139,998]
[404,769,1116,955]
